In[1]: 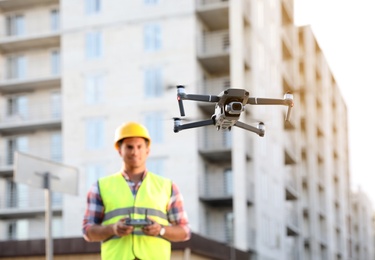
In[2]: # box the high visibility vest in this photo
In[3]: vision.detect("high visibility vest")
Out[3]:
[99,172,172,260]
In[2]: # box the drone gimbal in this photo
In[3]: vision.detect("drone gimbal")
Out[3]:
[173,85,294,137]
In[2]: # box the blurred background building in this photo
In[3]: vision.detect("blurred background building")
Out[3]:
[0,0,373,259]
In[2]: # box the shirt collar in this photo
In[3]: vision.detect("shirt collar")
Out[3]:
[122,169,147,181]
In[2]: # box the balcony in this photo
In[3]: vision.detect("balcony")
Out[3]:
[247,228,256,251]
[198,76,230,113]
[281,25,296,59]
[0,159,12,177]
[286,203,299,236]
[281,0,293,25]
[0,186,62,219]
[0,102,62,135]
[0,75,61,94]
[196,0,229,30]
[284,131,296,165]
[0,32,60,53]
[200,168,254,207]
[0,0,58,11]
[199,170,233,207]
[197,30,230,74]
[282,59,297,92]
[285,166,298,200]
[198,127,232,162]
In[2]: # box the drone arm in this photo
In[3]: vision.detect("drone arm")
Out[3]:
[234,121,265,137]
[177,96,185,116]
[247,97,291,106]
[180,93,220,103]
[177,85,220,117]
[247,93,294,122]
[174,118,215,133]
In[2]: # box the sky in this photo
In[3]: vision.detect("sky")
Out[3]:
[294,0,375,206]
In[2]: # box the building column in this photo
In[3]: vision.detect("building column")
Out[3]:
[230,0,247,251]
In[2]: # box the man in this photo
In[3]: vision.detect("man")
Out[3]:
[83,122,190,260]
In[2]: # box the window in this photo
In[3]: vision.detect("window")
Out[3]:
[52,217,63,237]
[86,118,105,150]
[50,132,62,162]
[6,179,28,209]
[7,221,17,240]
[144,67,163,97]
[86,164,105,190]
[50,9,60,31]
[52,192,63,207]
[6,136,28,165]
[85,74,104,104]
[51,50,60,75]
[144,0,159,4]
[144,24,162,51]
[224,168,233,195]
[224,212,234,243]
[50,91,61,118]
[6,14,25,36]
[85,0,101,14]
[147,157,165,176]
[6,95,28,118]
[6,55,27,79]
[86,31,102,59]
[144,113,164,144]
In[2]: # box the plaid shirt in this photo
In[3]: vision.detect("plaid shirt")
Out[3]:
[83,170,190,240]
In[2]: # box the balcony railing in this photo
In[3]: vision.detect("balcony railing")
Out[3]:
[284,131,296,165]
[247,228,256,250]
[196,0,228,6]
[286,203,299,230]
[200,171,233,199]
[197,30,230,57]
[0,187,62,214]
[199,76,230,95]
[0,148,62,170]
[199,126,232,150]
[282,59,296,90]
[0,102,62,131]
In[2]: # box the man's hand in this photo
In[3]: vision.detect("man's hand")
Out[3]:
[113,218,134,237]
[141,221,162,236]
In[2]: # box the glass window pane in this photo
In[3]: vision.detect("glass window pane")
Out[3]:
[86,32,102,59]
[144,113,163,143]
[147,158,164,176]
[86,164,105,190]
[50,9,60,31]
[51,50,60,75]
[51,91,61,118]
[144,24,161,51]
[86,118,104,149]
[51,132,62,161]
[85,74,104,104]
[86,0,101,14]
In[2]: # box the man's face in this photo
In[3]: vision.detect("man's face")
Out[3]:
[118,137,149,170]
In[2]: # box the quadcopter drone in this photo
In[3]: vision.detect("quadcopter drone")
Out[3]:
[173,85,294,137]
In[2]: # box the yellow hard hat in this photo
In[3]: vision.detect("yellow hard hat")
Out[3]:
[114,122,151,150]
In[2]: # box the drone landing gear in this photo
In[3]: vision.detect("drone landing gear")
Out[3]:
[174,117,265,136]
[234,121,265,137]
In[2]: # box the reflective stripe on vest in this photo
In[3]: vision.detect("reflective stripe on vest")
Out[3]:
[99,172,172,260]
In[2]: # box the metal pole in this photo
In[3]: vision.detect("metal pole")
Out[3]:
[44,173,53,260]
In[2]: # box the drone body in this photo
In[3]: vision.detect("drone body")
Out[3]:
[174,85,293,137]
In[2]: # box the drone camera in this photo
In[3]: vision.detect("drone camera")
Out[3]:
[225,102,244,115]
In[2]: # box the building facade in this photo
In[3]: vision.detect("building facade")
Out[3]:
[0,0,373,259]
